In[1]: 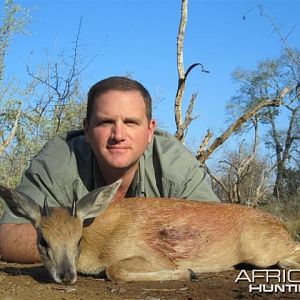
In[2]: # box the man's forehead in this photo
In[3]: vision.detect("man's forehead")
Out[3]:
[93,111,145,120]
[93,91,146,111]
[96,89,144,99]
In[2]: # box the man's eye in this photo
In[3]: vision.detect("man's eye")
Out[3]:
[125,120,139,126]
[97,120,112,126]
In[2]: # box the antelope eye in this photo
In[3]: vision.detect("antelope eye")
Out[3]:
[39,236,49,249]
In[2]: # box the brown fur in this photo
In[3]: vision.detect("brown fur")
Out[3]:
[75,198,300,281]
[1,181,299,284]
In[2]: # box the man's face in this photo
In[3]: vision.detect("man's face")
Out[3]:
[84,90,156,172]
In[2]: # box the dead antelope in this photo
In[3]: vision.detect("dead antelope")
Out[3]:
[0,180,300,285]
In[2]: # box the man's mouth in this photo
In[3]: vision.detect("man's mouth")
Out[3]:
[107,146,130,152]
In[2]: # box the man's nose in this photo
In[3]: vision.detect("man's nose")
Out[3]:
[112,122,125,141]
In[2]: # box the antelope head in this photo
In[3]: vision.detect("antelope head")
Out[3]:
[0,180,121,284]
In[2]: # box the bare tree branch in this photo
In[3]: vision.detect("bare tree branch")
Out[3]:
[174,0,187,143]
[205,166,230,202]
[196,130,212,161]
[209,124,270,205]
[174,0,208,143]
[0,102,22,155]
[257,4,300,69]
[197,87,289,163]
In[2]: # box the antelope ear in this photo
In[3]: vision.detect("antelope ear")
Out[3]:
[0,185,41,226]
[76,179,121,221]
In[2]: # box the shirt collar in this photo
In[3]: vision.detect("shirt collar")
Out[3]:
[92,155,145,197]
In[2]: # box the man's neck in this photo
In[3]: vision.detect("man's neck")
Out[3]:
[98,161,139,200]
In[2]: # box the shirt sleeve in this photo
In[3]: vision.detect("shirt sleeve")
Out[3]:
[150,129,220,202]
[176,164,220,201]
[0,156,64,224]
[0,170,46,224]
[0,134,78,224]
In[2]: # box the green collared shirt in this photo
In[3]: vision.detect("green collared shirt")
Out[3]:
[0,129,219,224]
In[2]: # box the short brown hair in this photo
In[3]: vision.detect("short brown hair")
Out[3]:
[86,76,152,122]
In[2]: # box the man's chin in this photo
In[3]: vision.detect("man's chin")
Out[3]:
[109,161,139,173]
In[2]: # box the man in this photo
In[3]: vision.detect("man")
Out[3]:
[0,76,219,263]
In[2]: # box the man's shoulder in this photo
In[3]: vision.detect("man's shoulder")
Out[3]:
[150,129,201,180]
[39,130,86,155]
[30,130,90,174]
[153,128,178,143]
[144,129,213,199]
[153,129,196,161]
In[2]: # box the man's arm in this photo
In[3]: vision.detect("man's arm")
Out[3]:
[0,223,40,263]
[0,132,88,263]
[151,129,219,201]
[178,164,220,201]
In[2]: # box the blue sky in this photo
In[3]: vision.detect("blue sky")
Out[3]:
[3,0,300,160]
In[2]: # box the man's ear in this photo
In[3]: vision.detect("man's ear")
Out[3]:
[83,118,88,133]
[83,118,90,143]
[148,119,156,144]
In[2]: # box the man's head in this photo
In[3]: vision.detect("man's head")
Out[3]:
[84,76,156,176]
[86,76,153,123]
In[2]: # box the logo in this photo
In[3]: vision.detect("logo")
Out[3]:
[235,269,300,293]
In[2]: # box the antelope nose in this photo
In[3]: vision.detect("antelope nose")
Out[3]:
[60,270,76,285]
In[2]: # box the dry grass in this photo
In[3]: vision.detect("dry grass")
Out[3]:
[259,194,300,241]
